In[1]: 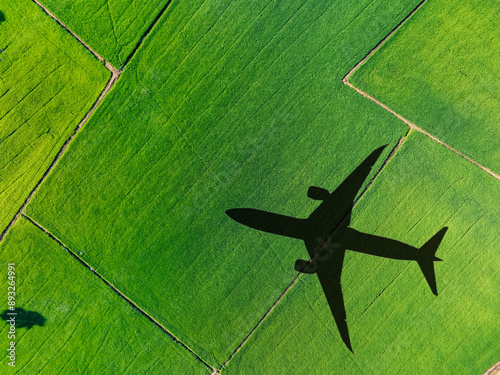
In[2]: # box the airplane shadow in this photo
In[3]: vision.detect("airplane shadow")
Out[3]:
[1,308,46,329]
[226,146,447,352]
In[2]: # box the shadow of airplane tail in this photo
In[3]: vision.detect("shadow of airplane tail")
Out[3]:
[416,227,448,296]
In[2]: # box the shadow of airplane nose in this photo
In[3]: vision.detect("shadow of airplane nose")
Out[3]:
[225,208,239,220]
[226,208,251,226]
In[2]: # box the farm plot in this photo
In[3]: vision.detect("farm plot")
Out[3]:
[37,0,171,68]
[0,0,109,235]
[224,131,500,375]
[0,217,210,374]
[350,0,500,174]
[26,0,425,367]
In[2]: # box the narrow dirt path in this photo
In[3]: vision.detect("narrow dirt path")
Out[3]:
[485,361,500,375]
[342,0,428,86]
[343,79,500,181]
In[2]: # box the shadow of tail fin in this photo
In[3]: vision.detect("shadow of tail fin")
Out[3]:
[417,227,448,296]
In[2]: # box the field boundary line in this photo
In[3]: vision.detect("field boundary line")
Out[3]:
[0,70,119,243]
[221,274,300,369]
[22,214,217,373]
[342,0,500,181]
[342,0,427,86]
[122,0,173,67]
[32,0,120,74]
[221,135,408,368]
[484,361,500,375]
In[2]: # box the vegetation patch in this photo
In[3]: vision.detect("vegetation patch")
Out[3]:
[0,0,108,234]
[350,0,500,173]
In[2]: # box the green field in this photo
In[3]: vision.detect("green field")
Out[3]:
[350,0,500,174]
[0,217,209,374]
[0,0,498,373]
[25,0,422,366]
[0,0,108,234]
[38,0,170,68]
[224,132,500,374]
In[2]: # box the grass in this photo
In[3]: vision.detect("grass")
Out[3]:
[0,217,210,374]
[38,0,171,68]
[1,0,497,372]
[350,0,500,174]
[223,131,500,374]
[0,0,109,234]
[24,0,426,366]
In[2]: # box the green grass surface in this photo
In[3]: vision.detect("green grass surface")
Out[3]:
[350,0,500,174]
[25,0,426,366]
[0,0,109,234]
[0,217,210,374]
[224,131,500,374]
[39,0,169,68]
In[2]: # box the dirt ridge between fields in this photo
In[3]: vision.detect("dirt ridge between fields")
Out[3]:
[122,0,173,67]
[342,0,428,87]
[484,361,500,375]
[342,0,500,182]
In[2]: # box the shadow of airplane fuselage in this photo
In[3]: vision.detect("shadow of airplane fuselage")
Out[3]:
[226,146,447,352]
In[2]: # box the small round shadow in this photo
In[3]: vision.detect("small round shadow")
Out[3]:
[1,308,46,329]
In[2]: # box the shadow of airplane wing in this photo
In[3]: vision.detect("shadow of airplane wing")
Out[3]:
[338,144,386,203]
[306,237,353,352]
[318,249,352,352]
[308,145,387,226]
[226,208,306,239]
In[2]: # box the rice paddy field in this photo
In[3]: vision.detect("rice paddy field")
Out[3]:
[1,0,498,373]
[0,0,108,235]
[350,0,500,175]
